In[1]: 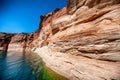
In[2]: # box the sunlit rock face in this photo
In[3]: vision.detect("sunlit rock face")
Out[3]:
[0,0,120,79]
[0,32,13,51]
[32,7,67,47]
[31,0,120,79]
[7,30,40,52]
[67,0,120,14]
[0,31,40,52]
[7,33,28,52]
[35,0,120,61]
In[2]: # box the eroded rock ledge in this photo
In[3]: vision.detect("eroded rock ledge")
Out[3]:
[31,0,120,79]
[0,0,120,80]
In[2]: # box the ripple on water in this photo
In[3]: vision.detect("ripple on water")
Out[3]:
[0,51,68,80]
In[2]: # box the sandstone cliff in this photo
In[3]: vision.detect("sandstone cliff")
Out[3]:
[7,33,28,52]
[0,30,39,52]
[32,0,120,62]
[0,0,120,80]
[32,0,120,79]
[0,32,13,51]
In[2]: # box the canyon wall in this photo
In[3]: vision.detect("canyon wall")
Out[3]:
[7,33,27,52]
[0,30,39,52]
[0,0,120,80]
[0,33,13,51]
[32,0,120,80]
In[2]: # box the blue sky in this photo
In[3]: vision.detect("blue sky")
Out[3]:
[0,0,67,33]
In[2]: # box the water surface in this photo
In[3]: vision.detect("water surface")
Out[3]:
[0,51,67,80]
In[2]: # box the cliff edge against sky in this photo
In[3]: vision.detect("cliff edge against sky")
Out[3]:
[0,0,120,80]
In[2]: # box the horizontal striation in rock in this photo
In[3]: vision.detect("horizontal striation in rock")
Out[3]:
[0,32,13,51]
[32,0,120,79]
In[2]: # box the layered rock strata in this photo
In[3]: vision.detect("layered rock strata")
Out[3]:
[0,32,13,51]
[7,33,28,52]
[31,0,120,80]
[0,0,120,80]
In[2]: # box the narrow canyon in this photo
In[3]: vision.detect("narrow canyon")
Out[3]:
[0,0,120,80]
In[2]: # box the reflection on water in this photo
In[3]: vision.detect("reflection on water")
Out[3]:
[0,51,67,80]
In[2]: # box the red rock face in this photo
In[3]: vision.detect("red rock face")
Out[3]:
[33,29,40,40]
[34,0,120,47]
[67,0,120,14]
[10,33,27,43]
[33,0,120,79]
[29,7,67,47]
[7,33,28,52]
[40,7,67,27]
[0,31,40,51]
[0,33,13,51]
[0,0,120,79]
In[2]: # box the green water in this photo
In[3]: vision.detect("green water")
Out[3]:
[0,51,68,80]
